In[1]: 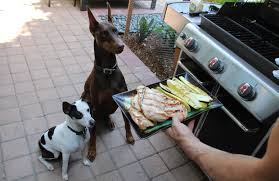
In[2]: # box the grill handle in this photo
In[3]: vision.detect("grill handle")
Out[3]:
[220,106,259,133]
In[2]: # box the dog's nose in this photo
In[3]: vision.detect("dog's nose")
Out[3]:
[89,120,95,127]
[117,45,124,51]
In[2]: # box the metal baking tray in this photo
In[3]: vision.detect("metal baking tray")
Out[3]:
[113,73,222,138]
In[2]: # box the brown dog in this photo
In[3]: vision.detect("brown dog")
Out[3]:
[82,4,135,161]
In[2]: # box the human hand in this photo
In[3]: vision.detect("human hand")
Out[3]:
[166,113,199,147]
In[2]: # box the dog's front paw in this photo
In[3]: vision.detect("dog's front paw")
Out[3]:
[87,149,96,162]
[62,174,69,180]
[47,164,54,171]
[126,135,135,145]
[107,119,115,130]
[83,159,91,166]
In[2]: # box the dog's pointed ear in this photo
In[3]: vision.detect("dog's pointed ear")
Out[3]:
[106,2,113,24]
[87,8,99,31]
[62,102,72,115]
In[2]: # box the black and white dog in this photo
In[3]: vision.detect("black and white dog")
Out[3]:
[38,99,95,180]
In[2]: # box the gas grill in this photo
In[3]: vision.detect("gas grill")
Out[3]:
[174,0,279,158]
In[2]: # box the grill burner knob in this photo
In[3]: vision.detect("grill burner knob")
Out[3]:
[208,57,224,73]
[184,37,198,52]
[237,83,256,101]
[180,33,187,40]
[273,70,279,79]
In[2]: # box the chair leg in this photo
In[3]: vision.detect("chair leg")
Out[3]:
[151,0,156,9]
[74,0,77,6]
[48,0,51,7]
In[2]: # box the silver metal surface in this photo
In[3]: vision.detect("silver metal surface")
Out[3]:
[176,23,279,121]
[165,2,221,26]
[273,70,279,79]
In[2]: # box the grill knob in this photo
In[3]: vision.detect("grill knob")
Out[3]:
[208,57,224,73]
[273,70,279,79]
[184,37,198,52]
[180,33,187,40]
[237,83,256,101]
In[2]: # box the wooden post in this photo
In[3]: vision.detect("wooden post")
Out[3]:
[124,0,134,37]
[173,47,181,73]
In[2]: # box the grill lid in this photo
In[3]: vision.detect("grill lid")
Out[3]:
[218,0,279,28]
[200,2,279,85]
[204,15,279,65]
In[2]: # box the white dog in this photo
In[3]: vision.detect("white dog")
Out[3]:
[38,99,95,180]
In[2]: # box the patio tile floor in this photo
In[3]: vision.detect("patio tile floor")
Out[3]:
[0,0,206,180]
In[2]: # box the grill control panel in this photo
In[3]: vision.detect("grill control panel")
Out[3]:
[176,23,279,121]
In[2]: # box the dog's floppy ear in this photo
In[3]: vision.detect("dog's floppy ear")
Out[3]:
[62,102,72,115]
[87,8,99,31]
[81,97,92,108]
[86,101,92,110]
[107,2,113,24]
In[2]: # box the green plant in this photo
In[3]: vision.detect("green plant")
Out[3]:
[136,17,156,43]
[207,0,264,4]
[154,25,177,40]
[206,0,235,4]
[211,0,264,4]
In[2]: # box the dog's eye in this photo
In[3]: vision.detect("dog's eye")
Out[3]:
[87,109,89,112]
[102,31,108,38]
[75,112,83,119]
[112,28,118,33]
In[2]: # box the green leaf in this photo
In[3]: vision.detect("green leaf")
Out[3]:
[136,17,156,43]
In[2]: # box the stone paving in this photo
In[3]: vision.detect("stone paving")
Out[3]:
[0,0,206,180]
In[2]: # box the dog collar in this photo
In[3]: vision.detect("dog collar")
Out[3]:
[95,63,117,75]
[67,126,87,138]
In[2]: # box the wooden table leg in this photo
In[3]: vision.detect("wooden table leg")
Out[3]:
[151,0,156,9]
[124,0,134,37]
[80,0,88,11]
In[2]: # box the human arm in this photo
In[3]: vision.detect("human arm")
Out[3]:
[167,115,279,181]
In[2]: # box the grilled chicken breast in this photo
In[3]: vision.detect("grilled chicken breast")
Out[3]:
[131,86,187,124]
[128,107,154,130]
[131,94,141,112]
[139,87,187,122]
